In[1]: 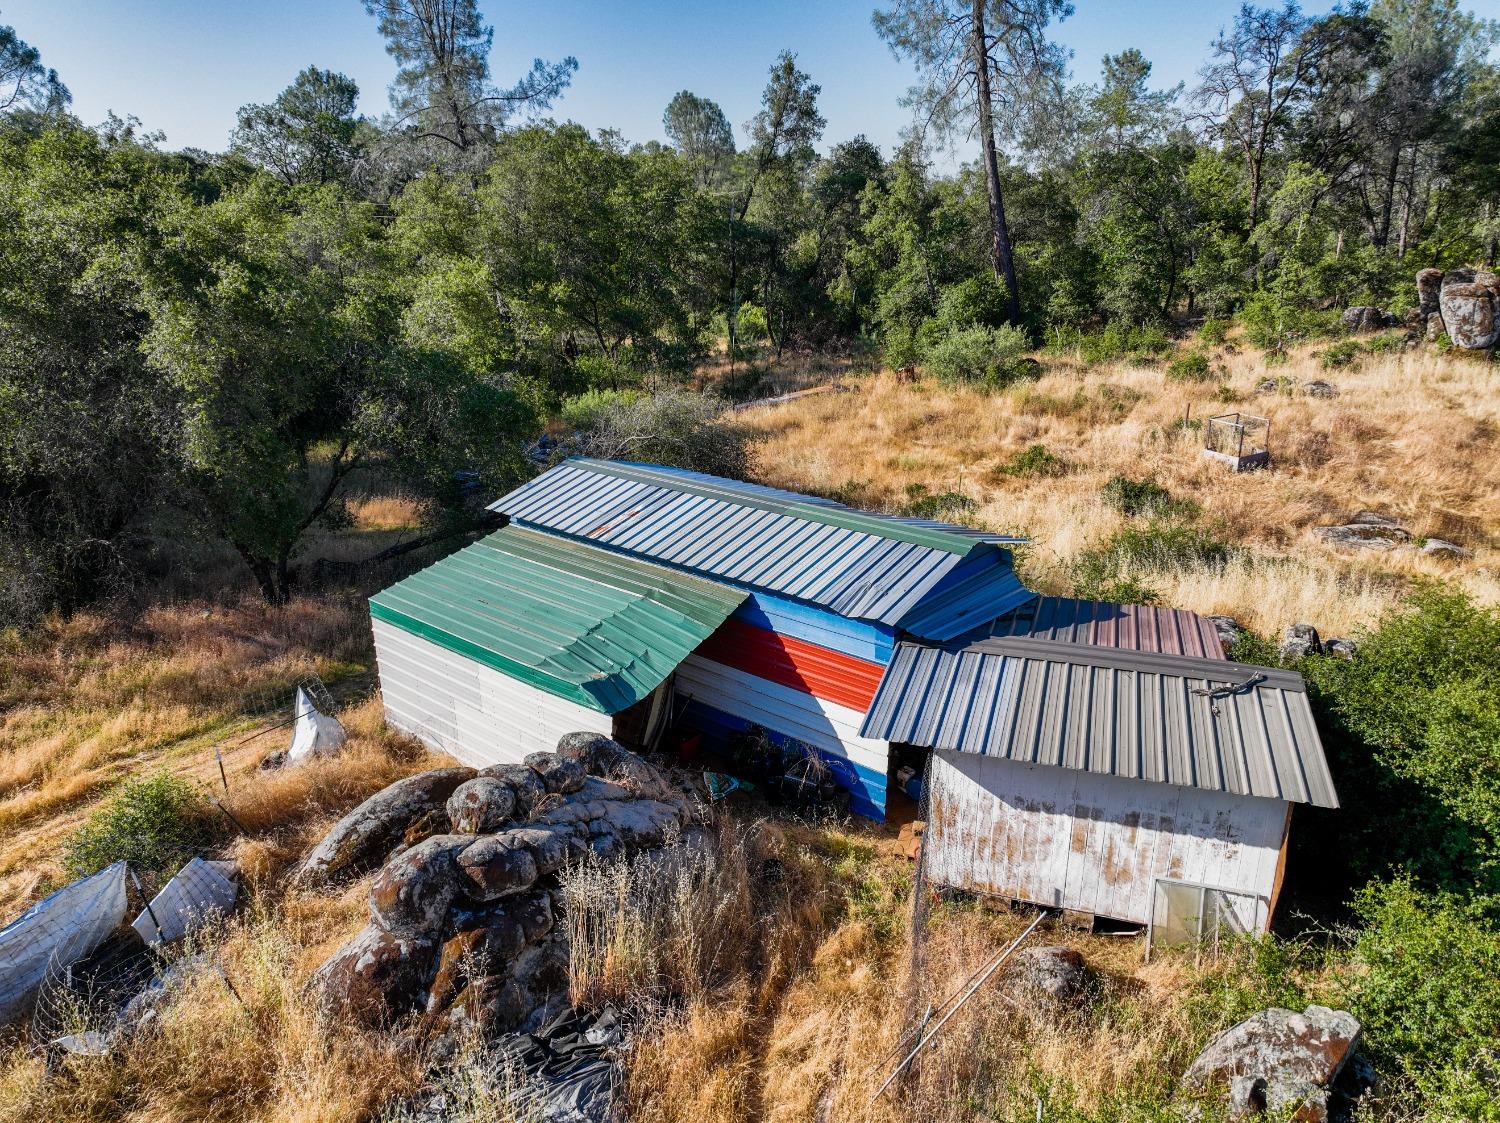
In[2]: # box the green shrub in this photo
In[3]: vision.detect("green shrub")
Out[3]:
[922,323,1033,388]
[902,483,976,521]
[558,388,754,478]
[1166,349,1213,381]
[1346,878,1500,1115]
[1100,475,1199,519]
[994,444,1072,480]
[1070,521,1234,603]
[1073,322,1174,365]
[1198,317,1230,345]
[1363,330,1407,354]
[1318,339,1363,370]
[62,773,218,881]
[1239,291,1341,352]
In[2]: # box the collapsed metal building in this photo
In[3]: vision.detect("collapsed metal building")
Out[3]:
[370,459,1337,931]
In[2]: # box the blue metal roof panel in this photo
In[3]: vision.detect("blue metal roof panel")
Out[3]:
[492,459,1027,636]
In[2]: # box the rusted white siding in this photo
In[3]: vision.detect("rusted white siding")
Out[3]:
[372,618,613,768]
[925,750,1288,930]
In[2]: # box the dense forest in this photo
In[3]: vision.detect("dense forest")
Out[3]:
[3,0,1497,615]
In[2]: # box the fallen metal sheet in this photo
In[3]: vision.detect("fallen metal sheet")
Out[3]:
[131,858,239,946]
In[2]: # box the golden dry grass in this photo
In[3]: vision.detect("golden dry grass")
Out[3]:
[739,340,1500,636]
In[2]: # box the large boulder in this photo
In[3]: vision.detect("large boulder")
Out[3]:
[1416,267,1444,317]
[477,762,548,818]
[1421,537,1473,561]
[555,732,675,800]
[1182,1005,1361,1123]
[457,834,541,902]
[1312,511,1412,552]
[1280,624,1323,661]
[524,751,587,795]
[1340,306,1385,333]
[297,767,475,884]
[312,924,436,1027]
[1439,268,1500,349]
[446,776,516,834]
[1007,946,1090,1004]
[369,833,475,940]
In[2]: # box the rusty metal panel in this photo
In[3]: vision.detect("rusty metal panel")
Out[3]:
[978,597,1227,659]
[925,751,1285,929]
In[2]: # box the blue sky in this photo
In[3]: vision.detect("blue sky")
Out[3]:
[7,0,1494,156]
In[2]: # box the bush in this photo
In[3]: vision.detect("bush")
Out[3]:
[994,444,1072,480]
[1346,878,1500,1115]
[1198,317,1230,345]
[1100,475,1199,519]
[902,482,977,521]
[1071,322,1174,365]
[1166,348,1213,381]
[1239,291,1341,352]
[1070,521,1234,603]
[1363,330,1407,354]
[557,388,754,478]
[1318,339,1363,370]
[922,323,1034,388]
[62,773,218,881]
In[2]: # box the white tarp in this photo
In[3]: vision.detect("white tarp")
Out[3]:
[0,861,128,1025]
[131,858,239,946]
[286,686,346,765]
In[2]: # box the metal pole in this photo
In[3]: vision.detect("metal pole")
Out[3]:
[128,865,163,941]
[215,745,230,796]
[872,911,1046,1100]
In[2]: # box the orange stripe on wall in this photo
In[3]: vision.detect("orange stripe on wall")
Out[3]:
[692,618,885,712]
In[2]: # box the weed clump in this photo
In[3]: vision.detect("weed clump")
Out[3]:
[1167,349,1214,381]
[903,482,977,521]
[1100,475,1199,520]
[994,444,1072,480]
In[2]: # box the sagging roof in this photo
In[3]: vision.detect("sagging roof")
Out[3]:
[982,596,1226,659]
[860,635,1337,808]
[491,459,1032,640]
[369,524,746,714]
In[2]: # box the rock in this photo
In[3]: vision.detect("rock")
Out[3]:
[555,731,630,774]
[524,752,587,795]
[1312,511,1412,551]
[297,767,475,885]
[1323,638,1358,658]
[1439,268,1500,350]
[1416,267,1444,318]
[1280,624,1323,660]
[1425,311,1446,342]
[497,825,584,875]
[1254,378,1280,395]
[1303,380,1339,399]
[1421,537,1473,560]
[446,777,516,834]
[457,835,540,902]
[370,833,475,940]
[509,891,555,944]
[313,924,436,1027]
[1208,615,1243,650]
[1340,306,1385,333]
[425,917,529,1014]
[1008,946,1090,1003]
[1181,1005,1361,1123]
[477,762,548,818]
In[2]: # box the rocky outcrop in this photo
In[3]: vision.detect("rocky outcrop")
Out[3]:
[1280,624,1323,660]
[1303,380,1338,399]
[1421,537,1473,560]
[310,735,701,1034]
[1340,306,1386,333]
[1438,268,1500,350]
[297,767,476,885]
[1182,1005,1361,1123]
[1312,511,1412,552]
[1416,268,1444,318]
[1208,615,1243,651]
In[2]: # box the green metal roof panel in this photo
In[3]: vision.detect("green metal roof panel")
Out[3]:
[369,525,747,714]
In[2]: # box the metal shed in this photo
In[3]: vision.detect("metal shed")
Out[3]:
[370,523,745,766]
[861,629,1337,930]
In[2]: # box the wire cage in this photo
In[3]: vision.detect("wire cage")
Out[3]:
[1203,412,1271,471]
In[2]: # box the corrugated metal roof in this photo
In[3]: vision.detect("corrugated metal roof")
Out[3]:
[980,596,1226,659]
[369,524,746,714]
[491,459,1031,639]
[861,635,1337,808]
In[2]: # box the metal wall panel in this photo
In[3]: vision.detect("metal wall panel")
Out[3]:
[925,751,1284,929]
[373,618,612,767]
[692,619,885,712]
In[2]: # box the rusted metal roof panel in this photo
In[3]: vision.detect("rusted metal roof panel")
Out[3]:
[980,596,1226,658]
[861,636,1336,808]
[491,459,1030,638]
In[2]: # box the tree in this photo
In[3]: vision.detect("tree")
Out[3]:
[1193,2,1317,231]
[663,90,735,188]
[0,15,68,114]
[362,0,576,152]
[231,67,364,186]
[141,181,535,603]
[874,0,1073,324]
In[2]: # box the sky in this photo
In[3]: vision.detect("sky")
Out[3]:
[6,0,1496,157]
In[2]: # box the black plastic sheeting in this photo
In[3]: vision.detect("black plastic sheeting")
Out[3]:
[497,1004,624,1123]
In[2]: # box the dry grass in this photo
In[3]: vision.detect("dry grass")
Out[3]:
[740,340,1500,636]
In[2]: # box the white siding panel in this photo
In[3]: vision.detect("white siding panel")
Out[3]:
[372,619,612,768]
[926,751,1286,929]
[674,654,888,777]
